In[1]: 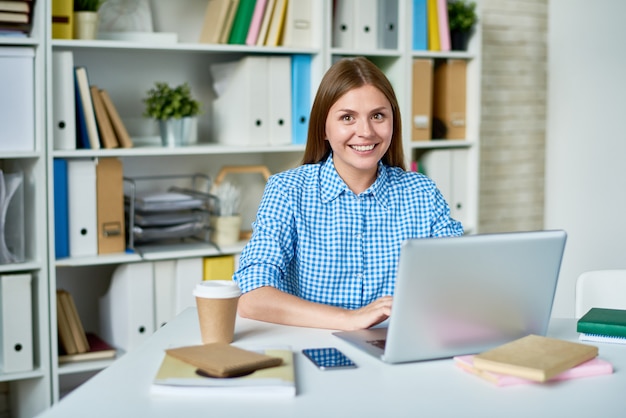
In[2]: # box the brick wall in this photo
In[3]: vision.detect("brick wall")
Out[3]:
[478,0,547,232]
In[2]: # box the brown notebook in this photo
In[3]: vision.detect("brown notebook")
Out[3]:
[165,343,283,378]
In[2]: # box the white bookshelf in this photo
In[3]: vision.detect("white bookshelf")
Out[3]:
[38,0,481,409]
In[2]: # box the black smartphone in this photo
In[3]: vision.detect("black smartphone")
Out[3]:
[302,347,357,370]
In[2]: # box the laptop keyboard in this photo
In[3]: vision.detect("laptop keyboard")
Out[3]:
[367,339,386,350]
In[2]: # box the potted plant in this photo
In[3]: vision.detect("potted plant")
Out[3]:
[447,0,478,51]
[73,0,104,39]
[143,82,202,147]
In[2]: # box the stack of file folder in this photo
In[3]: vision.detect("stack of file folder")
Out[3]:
[124,174,215,250]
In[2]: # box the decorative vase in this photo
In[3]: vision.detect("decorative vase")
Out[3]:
[450,30,471,51]
[158,117,196,147]
[210,215,242,247]
[73,11,99,40]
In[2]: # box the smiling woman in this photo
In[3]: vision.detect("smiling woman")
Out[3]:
[232,57,464,331]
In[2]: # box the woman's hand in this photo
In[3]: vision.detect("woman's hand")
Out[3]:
[339,296,393,331]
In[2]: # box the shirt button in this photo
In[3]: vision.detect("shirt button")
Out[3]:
[355,233,362,239]
[356,273,363,279]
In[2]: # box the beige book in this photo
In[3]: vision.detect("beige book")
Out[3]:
[472,334,598,382]
[90,85,118,149]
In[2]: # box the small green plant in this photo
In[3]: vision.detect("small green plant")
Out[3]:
[143,82,201,120]
[74,0,104,12]
[447,0,478,32]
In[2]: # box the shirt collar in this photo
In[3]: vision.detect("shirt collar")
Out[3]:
[319,154,391,210]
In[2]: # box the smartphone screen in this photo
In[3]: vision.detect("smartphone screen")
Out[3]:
[302,347,357,370]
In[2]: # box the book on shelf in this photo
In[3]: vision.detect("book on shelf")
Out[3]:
[0,1,31,14]
[199,0,238,44]
[264,0,287,46]
[577,307,626,338]
[471,334,599,383]
[255,0,275,46]
[99,89,133,148]
[52,0,73,39]
[454,355,613,387]
[90,85,118,149]
[219,0,241,44]
[74,66,101,149]
[227,0,256,45]
[59,332,116,364]
[245,0,267,46]
[152,344,295,397]
[56,289,90,355]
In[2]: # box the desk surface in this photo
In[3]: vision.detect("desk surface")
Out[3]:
[38,309,625,418]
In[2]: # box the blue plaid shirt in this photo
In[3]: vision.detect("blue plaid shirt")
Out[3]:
[233,155,463,309]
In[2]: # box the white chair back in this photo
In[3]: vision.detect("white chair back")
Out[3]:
[575,269,626,318]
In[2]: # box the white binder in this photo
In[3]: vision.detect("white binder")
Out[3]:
[0,273,33,373]
[52,51,77,150]
[332,0,354,48]
[282,0,312,48]
[210,56,269,146]
[100,262,155,353]
[153,260,176,329]
[174,257,204,315]
[67,159,98,257]
[354,0,378,50]
[268,56,292,145]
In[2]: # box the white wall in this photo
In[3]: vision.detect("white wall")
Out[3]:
[545,0,626,317]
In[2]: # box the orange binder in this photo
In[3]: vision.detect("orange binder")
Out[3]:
[411,59,434,141]
[432,59,467,139]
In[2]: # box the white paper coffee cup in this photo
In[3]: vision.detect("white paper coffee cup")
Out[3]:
[193,281,241,344]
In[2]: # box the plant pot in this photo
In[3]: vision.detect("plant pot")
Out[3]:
[210,215,242,247]
[450,30,471,51]
[158,117,197,147]
[73,11,99,40]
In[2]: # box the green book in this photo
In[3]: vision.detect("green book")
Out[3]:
[577,308,626,337]
[227,0,257,45]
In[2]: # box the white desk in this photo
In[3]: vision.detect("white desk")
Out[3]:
[38,309,625,418]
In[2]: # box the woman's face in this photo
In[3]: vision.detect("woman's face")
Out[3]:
[325,85,393,187]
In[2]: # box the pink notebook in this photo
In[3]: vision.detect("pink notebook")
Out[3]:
[454,355,613,387]
[246,0,268,46]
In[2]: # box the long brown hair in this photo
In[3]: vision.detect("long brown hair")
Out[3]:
[301,57,405,169]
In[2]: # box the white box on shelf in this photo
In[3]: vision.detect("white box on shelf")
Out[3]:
[0,48,34,152]
[0,273,33,373]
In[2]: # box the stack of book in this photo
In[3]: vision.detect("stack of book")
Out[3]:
[57,289,116,364]
[577,307,626,344]
[52,50,133,151]
[198,0,312,47]
[0,0,35,36]
[454,334,613,387]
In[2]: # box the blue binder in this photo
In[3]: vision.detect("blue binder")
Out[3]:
[291,54,311,145]
[413,0,428,50]
[53,159,69,259]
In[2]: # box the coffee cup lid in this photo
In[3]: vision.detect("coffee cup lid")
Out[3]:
[193,280,241,299]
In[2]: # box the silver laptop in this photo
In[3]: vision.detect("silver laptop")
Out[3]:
[333,230,567,364]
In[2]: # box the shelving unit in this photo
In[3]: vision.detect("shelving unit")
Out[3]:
[0,1,51,417]
[38,0,481,410]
